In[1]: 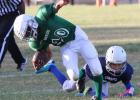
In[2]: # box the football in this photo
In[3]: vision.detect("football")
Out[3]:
[32,49,52,70]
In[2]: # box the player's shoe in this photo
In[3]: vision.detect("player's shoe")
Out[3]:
[84,87,108,98]
[35,59,55,74]
[75,92,84,97]
[76,76,86,91]
[83,87,93,96]
[17,58,27,71]
[91,96,98,100]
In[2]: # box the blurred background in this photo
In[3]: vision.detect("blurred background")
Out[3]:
[24,0,140,6]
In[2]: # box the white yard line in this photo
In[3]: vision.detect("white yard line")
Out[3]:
[92,38,140,45]
[0,88,63,95]
[0,73,39,78]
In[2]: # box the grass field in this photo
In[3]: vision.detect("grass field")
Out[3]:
[0,4,140,100]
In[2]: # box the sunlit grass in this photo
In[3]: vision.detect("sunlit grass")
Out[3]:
[26,4,140,27]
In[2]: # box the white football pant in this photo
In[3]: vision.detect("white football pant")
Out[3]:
[102,82,109,97]
[61,26,103,81]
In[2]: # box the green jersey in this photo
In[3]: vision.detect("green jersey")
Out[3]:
[28,3,76,51]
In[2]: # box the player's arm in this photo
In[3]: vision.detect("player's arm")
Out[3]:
[119,81,134,97]
[119,65,134,97]
[28,38,49,51]
[55,0,69,12]
[35,0,69,21]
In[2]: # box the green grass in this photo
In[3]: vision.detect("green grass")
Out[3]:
[0,4,140,100]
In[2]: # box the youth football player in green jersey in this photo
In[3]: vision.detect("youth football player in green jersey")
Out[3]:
[13,0,103,100]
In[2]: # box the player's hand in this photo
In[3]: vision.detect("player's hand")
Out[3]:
[55,0,69,11]
[118,87,134,98]
[32,49,52,70]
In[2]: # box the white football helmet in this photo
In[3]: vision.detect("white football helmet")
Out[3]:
[105,46,127,76]
[13,14,38,40]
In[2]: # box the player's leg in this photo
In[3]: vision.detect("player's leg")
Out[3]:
[76,68,86,93]
[0,15,14,66]
[102,82,109,97]
[8,30,27,71]
[35,60,66,85]
[109,0,117,6]
[49,63,67,85]
[96,0,102,7]
[36,59,76,92]
[8,7,26,71]
[60,46,79,91]
[61,46,79,81]
[83,82,109,98]
[75,67,87,96]
[75,26,103,100]
[80,41,103,100]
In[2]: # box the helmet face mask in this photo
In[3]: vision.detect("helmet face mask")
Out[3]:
[106,62,126,76]
[14,14,38,40]
[24,20,38,40]
[105,46,127,76]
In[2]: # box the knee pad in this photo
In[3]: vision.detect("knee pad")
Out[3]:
[62,80,76,92]
[67,69,79,81]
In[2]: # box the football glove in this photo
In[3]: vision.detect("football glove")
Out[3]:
[119,87,134,98]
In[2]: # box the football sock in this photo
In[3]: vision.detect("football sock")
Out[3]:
[79,68,86,79]
[92,74,103,100]
[78,68,86,93]
[50,64,67,85]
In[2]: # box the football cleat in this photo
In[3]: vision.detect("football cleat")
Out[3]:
[91,96,98,100]
[83,87,93,96]
[17,58,27,71]
[75,92,84,97]
[83,87,108,98]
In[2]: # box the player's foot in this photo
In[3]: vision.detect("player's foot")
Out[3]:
[84,87,108,98]
[91,96,98,100]
[17,58,27,71]
[75,92,84,97]
[76,76,86,92]
[35,59,55,74]
[83,87,94,96]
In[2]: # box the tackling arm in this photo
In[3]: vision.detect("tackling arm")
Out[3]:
[119,64,134,97]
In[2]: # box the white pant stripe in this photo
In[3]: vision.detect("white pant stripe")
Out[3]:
[0,25,13,61]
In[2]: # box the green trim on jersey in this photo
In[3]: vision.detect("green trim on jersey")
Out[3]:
[28,3,76,51]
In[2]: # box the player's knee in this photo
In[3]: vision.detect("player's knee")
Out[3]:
[93,68,103,76]
[87,58,103,76]
[67,69,79,81]
[62,80,76,92]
